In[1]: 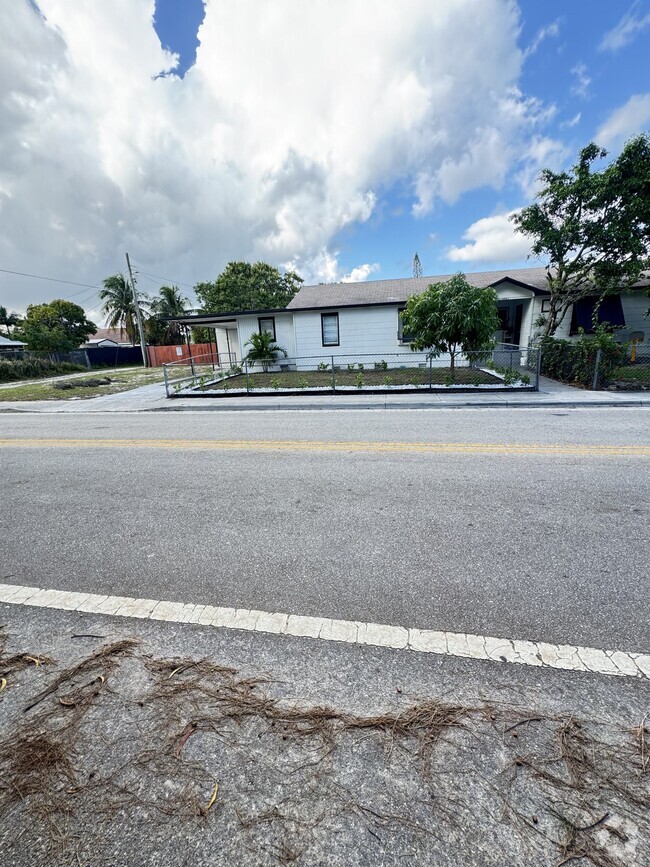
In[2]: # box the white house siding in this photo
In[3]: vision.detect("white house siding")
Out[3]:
[293,306,428,366]
[621,293,649,342]
[236,314,296,359]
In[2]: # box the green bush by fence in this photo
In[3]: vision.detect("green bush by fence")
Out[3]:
[0,358,86,383]
[539,328,627,388]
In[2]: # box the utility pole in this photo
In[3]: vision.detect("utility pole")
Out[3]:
[125,252,149,367]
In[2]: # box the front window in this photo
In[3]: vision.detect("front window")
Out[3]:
[321,313,339,347]
[258,317,276,340]
[398,308,413,343]
[570,296,625,335]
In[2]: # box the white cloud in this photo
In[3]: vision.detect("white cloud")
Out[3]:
[341,263,380,283]
[0,0,551,311]
[523,19,560,59]
[570,63,591,98]
[514,136,571,200]
[599,4,650,52]
[447,213,532,263]
[596,94,650,149]
[560,112,581,129]
[283,250,379,285]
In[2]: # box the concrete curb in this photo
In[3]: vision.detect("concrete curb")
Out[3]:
[146,398,650,412]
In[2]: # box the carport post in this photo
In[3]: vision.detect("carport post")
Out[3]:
[185,327,195,377]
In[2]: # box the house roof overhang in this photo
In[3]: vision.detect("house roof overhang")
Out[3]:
[489,276,550,296]
[162,308,290,325]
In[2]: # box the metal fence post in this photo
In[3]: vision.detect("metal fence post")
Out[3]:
[245,359,250,393]
[592,348,602,391]
[536,347,542,391]
[163,364,169,398]
[331,356,335,391]
[429,355,433,390]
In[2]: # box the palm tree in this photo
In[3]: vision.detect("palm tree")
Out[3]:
[244,331,288,372]
[99,274,149,345]
[0,305,20,338]
[149,285,188,345]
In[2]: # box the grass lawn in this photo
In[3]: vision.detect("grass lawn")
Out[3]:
[610,364,650,386]
[204,366,503,393]
[0,367,164,401]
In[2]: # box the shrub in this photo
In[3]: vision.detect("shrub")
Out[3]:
[374,360,388,371]
[270,377,281,389]
[298,377,309,389]
[317,362,329,371]
[355,372,364,389]
[539,327,626,388]
[383,375,394,385]
[0,358,86,383]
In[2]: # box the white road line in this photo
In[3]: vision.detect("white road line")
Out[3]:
[1,582,648,680]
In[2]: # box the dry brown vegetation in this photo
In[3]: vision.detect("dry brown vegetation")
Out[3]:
[0,631,647,866]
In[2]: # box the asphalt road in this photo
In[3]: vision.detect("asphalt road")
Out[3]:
[1,408,648,652]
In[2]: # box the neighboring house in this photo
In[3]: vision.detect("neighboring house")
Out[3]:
[0,335,28,355]
[166,266,649,364]
[82,328,136,348]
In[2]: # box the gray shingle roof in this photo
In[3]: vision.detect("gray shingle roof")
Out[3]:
[286,266,553,310]
[0,335,27,347]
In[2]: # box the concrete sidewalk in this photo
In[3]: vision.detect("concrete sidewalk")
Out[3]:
[0,376,649,412]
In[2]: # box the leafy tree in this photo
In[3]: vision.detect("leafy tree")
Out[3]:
[511,134,650,337]
[148,285,188,345]
[243,330,288,372]
[99,274,150,345]
[412,252,423,278]
[195,262,303,314]
[15,300,97,351]
[401,273,499,373]
[0,305,21,338]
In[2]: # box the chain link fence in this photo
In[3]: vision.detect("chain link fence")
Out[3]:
[603,343,650,391]
[539,338,650,391]
[163,348,540,397]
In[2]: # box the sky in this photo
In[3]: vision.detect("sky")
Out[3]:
[1,0,649,320]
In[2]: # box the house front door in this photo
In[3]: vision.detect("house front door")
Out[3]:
[496,301,524,346]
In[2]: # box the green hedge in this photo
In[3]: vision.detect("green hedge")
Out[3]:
[539,329,627,388]
[0,358,86,383]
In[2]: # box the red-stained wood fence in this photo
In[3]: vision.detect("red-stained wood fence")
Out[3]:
[147,343,219,367]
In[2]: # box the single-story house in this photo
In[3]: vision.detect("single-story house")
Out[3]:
[166,266,649,366]
[82,328,136,348]
[0,335,28,354]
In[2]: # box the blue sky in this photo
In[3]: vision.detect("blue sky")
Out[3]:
[1,0,649,313]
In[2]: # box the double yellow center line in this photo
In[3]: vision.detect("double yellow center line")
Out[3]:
[0,438,648,457]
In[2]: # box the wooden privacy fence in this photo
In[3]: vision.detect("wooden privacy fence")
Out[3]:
[147,343,219,367]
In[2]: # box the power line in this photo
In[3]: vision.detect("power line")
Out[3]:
[129,261,196,290]
[0,267,101,291]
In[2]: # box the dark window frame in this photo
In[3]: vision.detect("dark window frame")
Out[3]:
[570,295,625,336]
[258,316,276,340]
[321,312,340,347]
[397,307,414,343]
